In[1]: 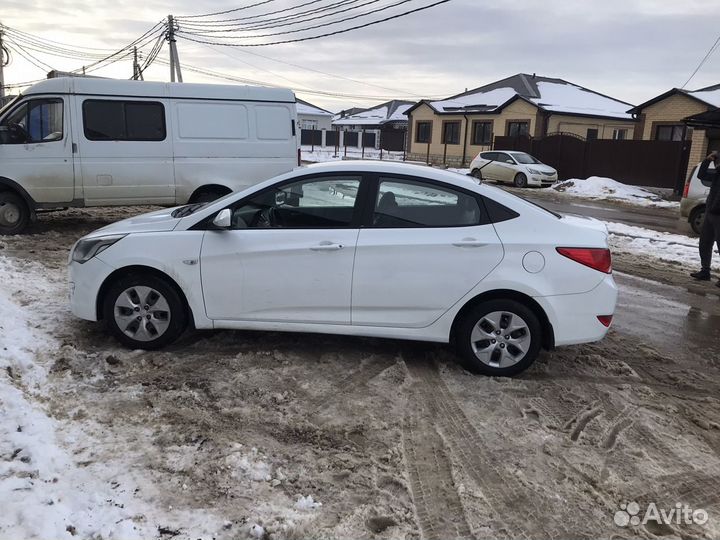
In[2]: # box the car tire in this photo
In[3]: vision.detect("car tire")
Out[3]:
[514,173,528,188]
[0,191,30,235]
[690,206,705,236]
[191,189,228,204]
[103,273,188,350]
[456,299,542,377]
[471,168,483,181]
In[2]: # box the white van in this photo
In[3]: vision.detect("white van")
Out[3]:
[0,77,300,234]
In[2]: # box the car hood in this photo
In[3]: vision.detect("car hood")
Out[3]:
[524,163,556,173]
[84,207,182,238]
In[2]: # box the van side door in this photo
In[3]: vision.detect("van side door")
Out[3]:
[77,98,175,205]
[0,96,75,203]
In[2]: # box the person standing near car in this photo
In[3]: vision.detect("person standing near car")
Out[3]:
[691,150,720,284]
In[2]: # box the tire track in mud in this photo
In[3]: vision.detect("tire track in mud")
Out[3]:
[402,405,474,540]
[405,359,582,540]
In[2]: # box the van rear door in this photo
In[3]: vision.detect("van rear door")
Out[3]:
[77,98,175,205]
[0,96,75,203]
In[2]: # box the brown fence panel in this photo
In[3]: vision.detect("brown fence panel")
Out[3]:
[585,140,690,189]
[362,131,376,148]
[494,135,532,153]
[300,129,322,146]
[531,134,586,180]
[380,130,406,152]
[325,130,339,147]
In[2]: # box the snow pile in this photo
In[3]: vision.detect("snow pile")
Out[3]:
[549,176,678,208]
[226,445,272,482]
[294,495,322,511]
[606,221,718,271]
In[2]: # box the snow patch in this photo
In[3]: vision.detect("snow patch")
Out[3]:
[294,495,322,511]
[226,445,272,482]
[549,176,678,208]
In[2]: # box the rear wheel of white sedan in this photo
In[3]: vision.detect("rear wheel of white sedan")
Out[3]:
[103,274,187,350]
[456,299,541,377]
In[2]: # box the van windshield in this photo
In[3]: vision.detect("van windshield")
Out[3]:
[0,95,22,118]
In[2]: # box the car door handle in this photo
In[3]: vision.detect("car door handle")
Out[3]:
[310,242,344,251]
[452,238,487,248]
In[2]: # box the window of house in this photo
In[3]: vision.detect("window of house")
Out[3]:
[612,129,627,140]
[471,121,492,145]
[0,98,63,144]
[372,178,484,228]
[83,100,166,141]
[586,128,598,140]
[415,121,432,143]
[507,121,529,137]
[230,176,361,229]
[300,119,318,130]
[655,125,685,141]
[441,121,461,145]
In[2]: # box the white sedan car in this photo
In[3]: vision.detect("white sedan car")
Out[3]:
[69,161,616,377]
[470,151,558,188]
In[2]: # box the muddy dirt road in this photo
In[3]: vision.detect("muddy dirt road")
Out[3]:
[3,208,720,540]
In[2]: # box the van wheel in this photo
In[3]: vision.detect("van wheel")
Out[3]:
[191,189,228,204]
[103,274,187,350]
[514,173,528,188]
[456,299,541,377]
[0,191,30,235]
[690,206,705,235]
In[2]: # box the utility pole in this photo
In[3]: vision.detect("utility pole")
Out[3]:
[132,46,143,80]
[166,15,183,83]
[0,26,6,99]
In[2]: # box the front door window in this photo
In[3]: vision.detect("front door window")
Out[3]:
[0,99,63,144]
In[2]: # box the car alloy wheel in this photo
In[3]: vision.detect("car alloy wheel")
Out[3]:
[471,311,530,368]
[114,285,172,342]
[456,299,541,376]
[103,274,187,349]
[690,207,705,236]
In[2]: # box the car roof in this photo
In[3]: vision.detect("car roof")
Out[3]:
[302,160,478,189]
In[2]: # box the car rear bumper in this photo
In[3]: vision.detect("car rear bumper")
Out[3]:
[536,273,618,347]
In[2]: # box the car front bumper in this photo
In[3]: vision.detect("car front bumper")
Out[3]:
[68,256,117,322]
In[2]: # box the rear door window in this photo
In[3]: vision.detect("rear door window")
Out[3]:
[372,178,487,228]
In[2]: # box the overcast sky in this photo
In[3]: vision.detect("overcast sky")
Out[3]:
[2,0,719,112]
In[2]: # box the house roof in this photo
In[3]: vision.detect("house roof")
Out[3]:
[296,98,333,116]
[406,73,635,120]
[684,107,720,129]
[628,84,720,114]
[332,99,415,126]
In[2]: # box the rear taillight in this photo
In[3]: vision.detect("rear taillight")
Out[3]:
[597,315,613,327]
[556,247,612,273]
[683,177,691,198]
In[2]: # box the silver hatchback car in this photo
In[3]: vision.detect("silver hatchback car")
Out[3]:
[681,162,716,234]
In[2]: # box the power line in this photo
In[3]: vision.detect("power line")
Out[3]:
[179,0,279,19]
[682,33,720,89]
[180,0,417,39]
[177,0,327,25]
[177,0,365,31]
[187,37,442,98]
[177,0,452,47]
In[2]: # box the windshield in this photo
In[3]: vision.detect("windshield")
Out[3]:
[511,152,541,165]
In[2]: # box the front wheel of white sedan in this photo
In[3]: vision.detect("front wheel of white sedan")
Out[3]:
[103,274,187,350]
[456,299,542,377]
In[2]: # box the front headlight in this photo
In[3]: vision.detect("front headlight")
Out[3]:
[527,167,543,175]
[71,234,126,264]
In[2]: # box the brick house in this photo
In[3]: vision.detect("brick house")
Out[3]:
[405,73,636,167]
[628,84,720,181]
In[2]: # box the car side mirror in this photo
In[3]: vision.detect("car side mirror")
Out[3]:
[212,208,232,229]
